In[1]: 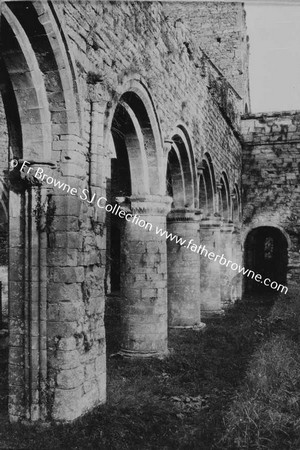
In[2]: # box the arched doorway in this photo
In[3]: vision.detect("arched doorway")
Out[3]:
[244,226,288,294]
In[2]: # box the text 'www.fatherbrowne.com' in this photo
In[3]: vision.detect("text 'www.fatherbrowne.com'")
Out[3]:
[12,159,288,294]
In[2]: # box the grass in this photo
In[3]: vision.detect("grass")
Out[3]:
[220,284,300,450]
[0,288,299,449]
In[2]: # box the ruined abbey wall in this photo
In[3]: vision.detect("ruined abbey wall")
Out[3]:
[163,1,250,110]
[242,111,300,281]
[0,1,248,423]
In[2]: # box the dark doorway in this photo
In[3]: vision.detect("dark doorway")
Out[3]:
[244,227,288,293]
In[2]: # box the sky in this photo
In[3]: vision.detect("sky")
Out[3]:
[245,3,300,113]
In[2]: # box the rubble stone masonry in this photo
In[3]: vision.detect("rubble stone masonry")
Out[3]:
[0,1,246,423]
[242,111,300,282]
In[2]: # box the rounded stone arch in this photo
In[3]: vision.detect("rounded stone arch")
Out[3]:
[242,222,291,251]
[104,78,165,196]
[232,183,241,223]
[110,96,150,196]
[166,144,185,208]
[1,1,82,160]
[1,2,83,423]
[243,225,289,294]
[166,124,197,209]
[219,171,230,221]
[1,3,52,160]
[199,152,216,216]
[104,81,162,307]
[33,0,83,133]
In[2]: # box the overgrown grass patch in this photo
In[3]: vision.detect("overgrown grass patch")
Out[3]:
[1,291,298,449]
[221,285,300,450]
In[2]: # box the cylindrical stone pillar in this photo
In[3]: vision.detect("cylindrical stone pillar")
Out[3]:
[119,195,172,357]
[231,225,243,301]
[199,216,222,316]
[220,222,234,307]
[167,209,204,329]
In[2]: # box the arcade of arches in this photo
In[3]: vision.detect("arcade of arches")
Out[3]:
[0,1,296,424]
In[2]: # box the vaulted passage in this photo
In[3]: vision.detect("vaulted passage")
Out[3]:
[244,227,288,293]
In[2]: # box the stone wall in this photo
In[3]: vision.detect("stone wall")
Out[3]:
[241,111,300,280]
[163,1,250,111]
[2,0,246,423]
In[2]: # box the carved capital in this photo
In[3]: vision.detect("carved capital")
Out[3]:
[129,195,173,216]
[163,139,174,155]
[167,208,201,222]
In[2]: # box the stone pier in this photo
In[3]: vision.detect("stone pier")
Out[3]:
[167,209,203,328]
[200,216,222,316]
[119,196,172,357]
[220,222,235,307]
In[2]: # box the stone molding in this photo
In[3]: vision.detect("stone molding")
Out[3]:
[122,195,173,216]
[167,208,201,222]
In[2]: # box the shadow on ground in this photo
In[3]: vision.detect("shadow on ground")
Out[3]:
[0,292,278,449]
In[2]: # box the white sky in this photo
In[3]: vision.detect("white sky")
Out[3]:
[245,3,300,113]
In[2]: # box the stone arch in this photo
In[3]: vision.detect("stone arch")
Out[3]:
[0,178,8,225]
[243,226,289,294]
[34,1,83,133]
[166,125,202,328]
[1,2,83,423]
[1,3,52,160]
[242,222,291,250]
[166,145,185,208]
[105,83,168,353]
[166,124,197,209]
[198,153,216,216]
[104,78,164,195]
[219,172,230,221]
[232,183,241,223]
[7,1,81,137]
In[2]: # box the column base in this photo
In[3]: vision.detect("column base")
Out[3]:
[201,310,225,319]
[117,348,170,359]
[169,322,206,331]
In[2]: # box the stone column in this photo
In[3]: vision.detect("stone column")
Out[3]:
[231,225,243,301]
[119,195,172,357]
[8,162,53,422]
[220,222,235,307]
[199,216,222,316]
[8,188,26,422]
[167,209,204,329]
